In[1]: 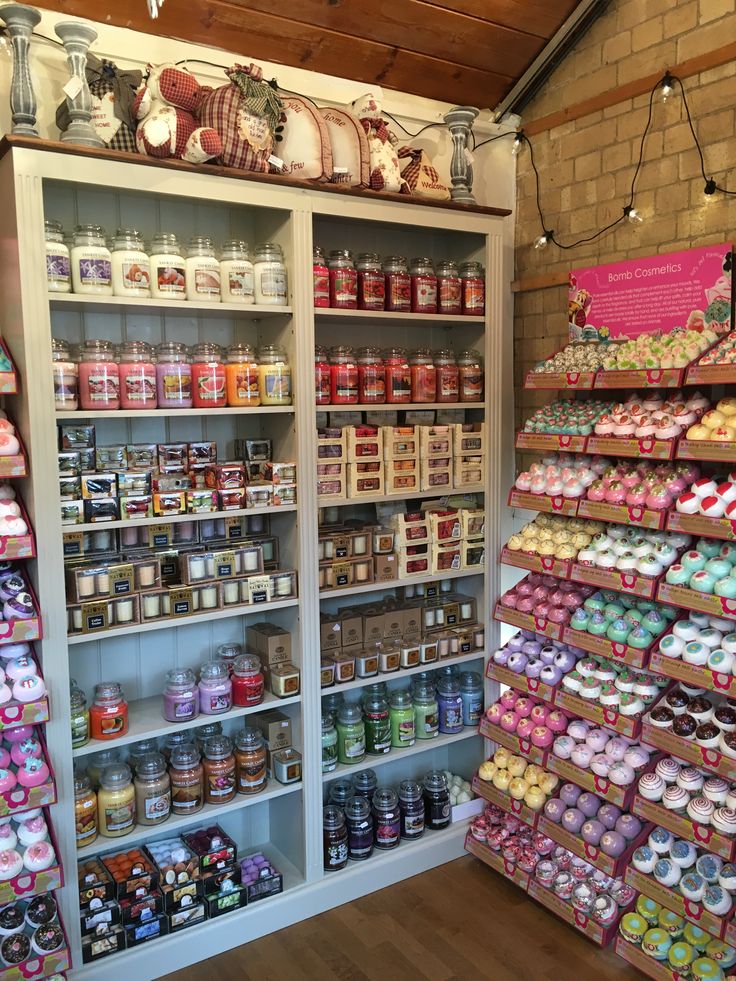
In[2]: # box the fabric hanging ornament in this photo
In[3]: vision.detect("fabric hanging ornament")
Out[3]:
[398,146,450,200]
[56,55,142,151]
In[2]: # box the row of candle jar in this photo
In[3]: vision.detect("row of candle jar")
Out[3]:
[46,222,288,305]
[313,250,485,316]
[75,730,269,845]
[315,346,482,405]
[53,339,292,411]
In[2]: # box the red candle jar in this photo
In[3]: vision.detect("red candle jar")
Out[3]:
[78,339,120,411]
[435,350,460,402]
[313,246,329,308]
[232,653,265,708]
[457,349,483,402]
[436,260,462,315]
[383,256,411,312]
[410,258,437,314]
[118,341,157,409]
[89,682,129,740]
[410,349,437,402]
[191,343,227,408]
[384,348,411,403]
[328,250,357,309]
[357,252,385,310]
[357,347,386,404]
[460,261,485,316]
[329,346,359,403]
[315,345,331,405]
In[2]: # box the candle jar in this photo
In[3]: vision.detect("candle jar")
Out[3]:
[423,770,451,829]
[155,341,192,408]
[225,343,260,407]
[97,763,135,838]
[75,773,98,849]
[169,744,204,815]
[437,675,463,733]
[258,344,292,405]
[232,653,264,707]
[460,671,484,727]
[162,667,199,723]
[436,260,462,315]
[323,805,348,871]
[315,345,331,405]
[111,228,151,297]
[372,527,394,554]
[71,224,112,295]
[202,735,236,804]
[313,245,329,307]
[220,239,254,304]
[412,681,439,739]
[372,788,401,849]
[216,643,242,676]
[362,687,390,756]
[45,219,71,293]
[383,347,411,403]
[322,711,338,772]
[409,348,437,403]
[79,340,120,411]
[253,242,288,305]
[389,689,415,748]
[186,236,221,302]
[329,345,359,404]
[399,779,425,840]
[459,261,485,316]
[70,685,89,748]
[52,338,78,411]
[134,752,171,826]
[234,726,268,795]
[383,255,410,312]
[353,769,377,801]
[87,748,121,790]
[328,778,353,809]
[356,347,385,404]
[323,692,344,724]
[89,682,129,740]
[410,257,437,313]
[336,703,366,765]
[128,739,159,774]
[457,349,483,402]
[328,249,357,309]
[345,795,374,861]
[357,252,385,310]
[149,233,186,300]
[191,343,227,408]
[199,661,232,715]
[118,341,157,409]
[435,349,460,402]
[162,731,191,762]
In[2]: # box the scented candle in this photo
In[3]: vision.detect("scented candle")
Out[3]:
[328,250,357,309]
[162,667,199,723]
[52,338,78,411]
[315,345,331,405]
[70,685,89,748]
[336,703,365,764]
[155,342,192,407]
[134,752,171,826]
[383,255,411,312]
[234,726,267,795]
[111,228,151,297]
[149,233,186,300]
[460,671,483,726]
[323,805,348,871]
[45,219,70,293]
[97,763,135,838]
[71,224,112,295]
[89,682,129,740]
[118,342,157,409]
[357,347,386,403]
[410,349,437,402]
[345,795,374,860]
[459,261,485,315]
[457,349,483,402]
[437,675,463,733]
[357,253,385,310]
[389,689,416,747]
[329,346,359,403]
[202,735,236,804]
[423,770,451,829]
[191,343,226,408]
[74,773,98,849]
[253,242,288,305]
[410,257,437,313]
[436,260,461,315]
[322,711,338,772]
[313,245,329,307]
[225,343,260,406]
[258,345,292,405]
[232,653,264,707]
[169,744,204,814]
[79,340,119,411]
[186,237,221,302]
[198,661,232,715]
[435,350,460,402]
[399,780,425,839]
[363,687,391,755]
[384,348,411,403]
[413,681,439,739]
[372,788,400,848]
[220,240,254,304]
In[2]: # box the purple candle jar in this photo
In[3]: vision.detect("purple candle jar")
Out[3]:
[198,661,232,715]
[162,667,199,723]
[437,676,463,734]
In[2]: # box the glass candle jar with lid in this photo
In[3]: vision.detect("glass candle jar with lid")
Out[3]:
[460,671,484,727]
[163,731,191,762]
[169,743,204,815]
[436,260,461,315]
[459,261,485,315]
[253,242,288,305]
[328,249,357,309]
[202,734,236,804]
[258,344,292,405]
[215,643,242,676]
[389,688,415,748]
[356,347,386,404]
[434,349,459,402]
[186,236,221,302]
[336,702,366,765]
[78,340,120,411]
[89,682,129,741]
[323,691,344,722]
[52,338,78,411]
[383,255,410,312]
[225,344,260,407]
[383,347,411,403]
[155,341,192,408]
[128,739,159,773]
[412,681,439,739]
[149,233,186,300]
[372,788,401,849]
[410,257,437,313]
[353,769,377,801]
[234,726,268,795]
[111,228,151,297]
[162,667,199,723]
[315,345,331,405]
[423,770,451,829]
[328,778,354,809]
[199,661,232,715]
[409,348,437,403]
[345,796,373,861]
[322,710,338,772]
[362,687,390,756]
[97,762,135,838]
[71,224,112,295]
[313,245,329,307]
[398,779,425,840]
[45,219,70,293]
[323,805,348,871]
[195,721,222,754]
[191,343,227,408]
[70,684,89,748]
[75,773,98,849]
[87,748,121,790]
[118,341,157,410]
[232,653,264,707]
[220,240,254,304]
[457,349,483,402]
[437,674,463,733]
[356,253,385,310]
[134,752,171,826]
[329,346,359,404]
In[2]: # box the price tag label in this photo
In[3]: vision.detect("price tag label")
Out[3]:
[169,587,193,617]
[109,563,134,596]
[149,523,173,549]
[81,600,109,633]
[63,532,84,557]
[333,536,349,560]
[214,550,236,580]
[246,575,272,604]
[224,516,244,541]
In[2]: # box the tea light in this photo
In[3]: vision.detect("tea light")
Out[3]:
[405,585,416,599]
[323,507,339,523]
[189,556,206,581]
[353,534,368,556]
[318,568,325,589]
[249,515,265,534]
[441,580,452,593]
[92,530,111,550]
[461,602,474,621]
[143,594,161,619]
[450,636,460,655]
[138,564,156,588]
[240,581,250,603]
[223,581,239,605]
[115,599,134,624]
[77,575,95,599]
[437,635,451,658]
[275,574,293,597]
[72,608,82,631]
[474,628,485,649]
[96,572,110,594]
[323,540,334,560]
[201,586,218,609]
[214,519,225,537]
[120,527,138,547]
[323,568,334,588]
[318,541,325,561]
[243,550,259,573]
[233,552,243,574]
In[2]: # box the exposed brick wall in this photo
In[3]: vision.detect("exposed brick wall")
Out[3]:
[514,0,736,434]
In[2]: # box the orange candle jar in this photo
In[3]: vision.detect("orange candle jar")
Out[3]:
[410,349,437,403]
[191,343,226,408]
[225,343,261,406]
[89,682,129,740]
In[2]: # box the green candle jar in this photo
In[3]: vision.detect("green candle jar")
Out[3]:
[363,688,391,755]
[412,681,439,739]
[322,710,338,772]
[70,684,90,749]
[336,703,366,765]
[389,689,416,748]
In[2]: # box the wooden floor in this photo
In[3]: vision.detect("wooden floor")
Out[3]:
[163,855,641,981]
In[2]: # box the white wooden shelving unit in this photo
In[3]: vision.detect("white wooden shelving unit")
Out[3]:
[0,140,511,980]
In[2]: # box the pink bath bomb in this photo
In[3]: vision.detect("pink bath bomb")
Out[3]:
[500,690,517,710]
[530,726,554,748]
[500,711,520,733]
[546,710,569,734]
[486,703,504,725]
[516,718,536,740]
[530,704,550,724]
[514,697,535,718]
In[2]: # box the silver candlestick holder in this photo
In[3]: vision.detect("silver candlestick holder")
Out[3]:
[444,105,479,204]
[0,3,41,137]
[55,19,103,148]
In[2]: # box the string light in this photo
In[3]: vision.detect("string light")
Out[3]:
[512,130,524,156]
[661,71,674,102]
[534,231,552,250]
[147,0,165,18]
[624,205,643,224]
[704,179,717,196]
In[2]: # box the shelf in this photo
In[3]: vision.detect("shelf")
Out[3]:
[319,566,481,599]
[624,865,729,939]
[667,510,736,543]
[633,792,736,862]
[67,597,299,644]
[69,504,297,533]
[72,692,302,758]
[464,832,532,890]
[656,582,736,622]
[321,727,480,782]
[317,403,480,412]
[75,781,303,859]
[55,406,295,419]
[49,293,293,318]
[315,308,484,324]
[478,717,549,766]
[322,486,484,508]
[322,650,486,697]
[649,650,736,697]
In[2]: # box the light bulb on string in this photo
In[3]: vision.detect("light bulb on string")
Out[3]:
[147,0,165,18]
[512,131,524,156]
[534,230,552,249]
[623,205,643,224]
[661,71,674,103]
[704,179,717,196]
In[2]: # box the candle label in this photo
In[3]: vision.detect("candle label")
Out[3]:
[149,524,173,549]
[214,550,236,579]
[82,600,109,633]
[169,587,193,617]
[247,575,272,604]
[110,564,134,596]
[225,516,245,540]
[332,562,351,588]
[333,536,350,560]
[63,532,84,557]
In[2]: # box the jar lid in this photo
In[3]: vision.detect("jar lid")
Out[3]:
[398,779,422,801]
[222,239,249,255]
[344,795,371,820]
[170,743,200,769]
[382,255,407,266]
[44,218,64,234]
[321,710,336,730]
[74,223,106,236]
[113,228,144,245]
[337,703,363,724]
[200,660,229,683]
[460,671,482,690]
[434,349,456,362]
[234,726,263,751]
[130,739,158,757]
[459,261,484,274]
[94,681,124,702]
[363,682,388,697]
[89,748,120,766]
[151,232,181,250]
[410,257,434,268]
[52,338,72,358]
[118,341,153,359]
[187,236,216,253]
[74,773,92,795]
[313,245,326,260]
[98,762,132,789]
[203,735,233,760]
[361,689,387,710]
[436,259,459,272]
[322,692,344,714]
[411,681,436,700]
[156,341,188,357]
[323,804,345,829]
[80,339,115,358]
[257,345,287,360]
[353,769,377,793]
[423,770,449,793]
[389,688,412,708]
[226,344,256,361]
[437,676,461,694]
[190,342,222,361]
[196,721,222,740]
[70,686,86,709]
[233,653,261,676]
[135,752,166,778]
[165,667,197,688]
[254,242,283,256]
[328,249,353,261]
[356,252,381,263]
[328,778,354,804]
[372,787,398,809]
[164,731,190,750]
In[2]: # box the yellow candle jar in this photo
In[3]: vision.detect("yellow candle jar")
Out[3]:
[97,763,136,838]
[258,345,292,405]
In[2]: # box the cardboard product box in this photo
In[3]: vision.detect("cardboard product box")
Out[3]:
[127,443,158,470]
[319,614,342,651]
[120,495,154,520]
[259,461,297,484]
[402,603,423,637]
[347,461,384,497]
[453,422,486,456]
[83,497,120,523]
[316,428,347,463]
[420,462,453,492]
[168,899,207,933]
[340,613,363,647]
[61,499,84,525]
[254,710,293,751]
[119,890,164,925]
[95,445,127,470]
[124,914,169,948]
[317,462,346,500]
[362,611,385,644]
[59,475,82,501]
[247,622,292,664]
[432,541,462,574]
[455,454,485,486]
[58,450,81,475]
[346,425,384,462]
[383,607,404,639]
[80,899,121,937]
[382,426,418,460]
[101,851,158,900]
[78,858,115,906]
[81,923,126,963]
[183,826,237,874]
[398,543,430,577]
[59,424,95,450]
[425,507,462,543]
[158,443,188,473]
[204,882,248,918]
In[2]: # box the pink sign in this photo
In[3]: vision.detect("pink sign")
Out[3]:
[568,243,733,341]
